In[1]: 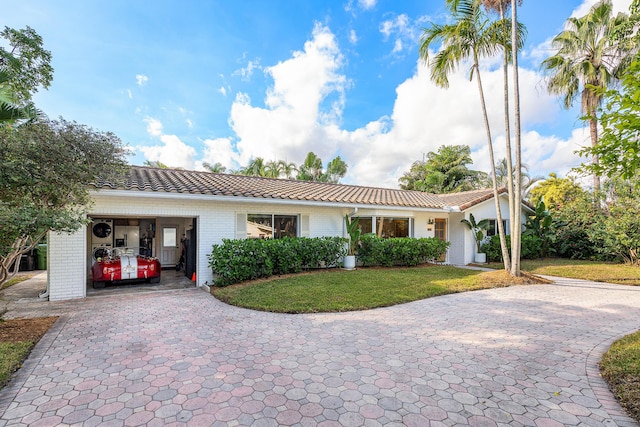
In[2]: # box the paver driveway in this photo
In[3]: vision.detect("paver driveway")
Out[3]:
[1,277,639,426]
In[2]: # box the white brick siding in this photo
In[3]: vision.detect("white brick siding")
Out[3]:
[49,228,87,301]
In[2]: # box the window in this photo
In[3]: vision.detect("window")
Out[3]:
[247,214,298,239]
[357,217,373,234]
[487,219,508,237]
[376,217,409,238]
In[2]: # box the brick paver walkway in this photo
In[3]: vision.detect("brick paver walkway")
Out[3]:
[1,278,639,426]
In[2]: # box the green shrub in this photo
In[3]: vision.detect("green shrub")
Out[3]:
[209,237,346,287]
[357,236,449,267]
[482,234,547,262]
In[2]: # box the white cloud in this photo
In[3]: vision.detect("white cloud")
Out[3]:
[358,0,376,10]
[140,117,196,169]
[571,0,632,17]
[216,24,582,189]
[218,86,227,96]
[135,74,149,86]
[144,117,163,137]
[349,29,358,44]
[186,118,194,128]
[228,22,347,165]
[127,89,133,99]
[233,59,261,81]
[200,137,241,171]
[378,14,425,55]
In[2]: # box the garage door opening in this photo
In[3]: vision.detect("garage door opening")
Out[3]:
[87,216,197,295]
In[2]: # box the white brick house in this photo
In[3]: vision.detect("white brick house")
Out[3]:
[46,166,531,301]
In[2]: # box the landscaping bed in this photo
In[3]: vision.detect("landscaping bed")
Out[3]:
[0,317,58,389]
[600,330,640,423]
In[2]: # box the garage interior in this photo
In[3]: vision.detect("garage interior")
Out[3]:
[87,216,197,295]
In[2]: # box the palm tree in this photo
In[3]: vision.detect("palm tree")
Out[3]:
[202,162,227,173]
[238,157,266,176]
[297,152,324,181]
[278,160,298,179]
[0,69,38,126]
[494,158,541,198]
[541,0,631,193]
[264,160,283,178]
[420,0,517,270]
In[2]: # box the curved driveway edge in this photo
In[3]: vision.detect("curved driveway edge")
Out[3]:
[1,278,639,426]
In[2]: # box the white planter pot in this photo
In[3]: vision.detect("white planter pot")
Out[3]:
[343,255,356,270]
[474,253,487,264]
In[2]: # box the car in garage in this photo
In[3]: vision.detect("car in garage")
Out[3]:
[91,249,161,288]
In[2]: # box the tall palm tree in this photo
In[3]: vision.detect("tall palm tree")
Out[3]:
[278,160,297,179]
[239,157,266,176]
[541,0,631,193]
[297,152,324,181]
[202,162,227,173]
[420,0,518,270]
[264,160,283,178]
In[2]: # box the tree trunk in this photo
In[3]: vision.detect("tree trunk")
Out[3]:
[589,114,600,193]
[474,60,511,271]
[510,0,522,277]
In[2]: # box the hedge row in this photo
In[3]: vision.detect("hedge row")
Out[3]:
[357,236,450,267]
[208,237,346,287]
[480,234,545,262]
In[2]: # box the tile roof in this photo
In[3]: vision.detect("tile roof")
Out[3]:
[91,166,503,210]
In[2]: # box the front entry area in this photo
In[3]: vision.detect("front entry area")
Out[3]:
[87,216,197,293]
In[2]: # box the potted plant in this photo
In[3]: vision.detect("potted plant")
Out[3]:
[461,213,490,264]
[344,214,361,270]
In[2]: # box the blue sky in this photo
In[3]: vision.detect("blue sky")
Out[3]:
[4,0,633,188]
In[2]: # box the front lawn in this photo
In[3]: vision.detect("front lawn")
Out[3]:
[487,258,640,285]
[211,264,547,313]
[601,330,640,423]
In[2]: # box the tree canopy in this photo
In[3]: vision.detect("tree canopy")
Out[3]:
[576,57,640,180]
[0,119,129,287]
[527,173,587,209]
[0,26,53,103]
[398,145,488,193]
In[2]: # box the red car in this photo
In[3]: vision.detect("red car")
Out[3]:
[92,254,161,288]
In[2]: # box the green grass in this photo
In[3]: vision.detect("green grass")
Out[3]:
[0,341,33,389]
[601,330,640,423]
[486,258,640,285]
[212,265,533,313]
[1,274,34,291]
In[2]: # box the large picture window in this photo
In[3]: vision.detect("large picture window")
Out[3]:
[247,214,298,239]
[376,217,409,238]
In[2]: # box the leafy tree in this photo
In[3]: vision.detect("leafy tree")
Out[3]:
[0,119,129,288]
[202,162,227,173]
[528,173,587,209]
[541,0,632,192]
[523,199,554,257]
[590,176,640,264]
[576,57,640,180]
[326,156,348,184]
[399,145,488,194]
[420,0,522,270]
[0,26,53,103]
